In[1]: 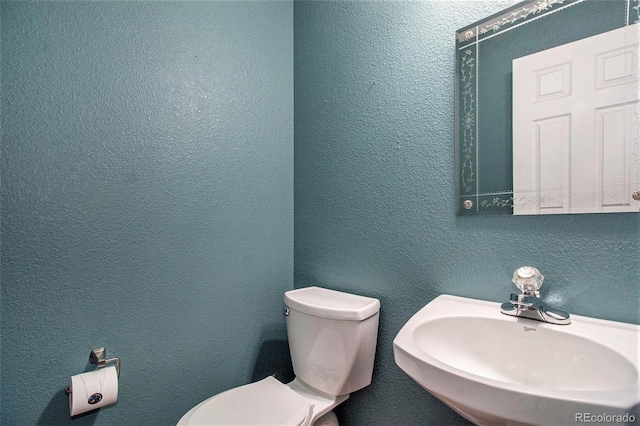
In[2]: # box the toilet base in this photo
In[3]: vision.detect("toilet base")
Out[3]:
[313,410,339,426]
[286,378,349,424]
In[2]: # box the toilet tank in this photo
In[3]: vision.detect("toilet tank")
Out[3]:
[284,287,380,396]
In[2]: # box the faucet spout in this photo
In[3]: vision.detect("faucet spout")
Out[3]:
[501,293,571,325]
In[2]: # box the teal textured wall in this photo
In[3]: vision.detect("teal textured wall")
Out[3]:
[294,1,639,425]
[1,1,293,424]
[3,1,639,425]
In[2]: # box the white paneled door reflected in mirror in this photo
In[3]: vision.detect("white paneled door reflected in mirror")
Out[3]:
[455,0,640,215]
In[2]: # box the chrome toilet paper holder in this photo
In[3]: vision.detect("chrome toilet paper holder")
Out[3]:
[65,348,121,395]
[89,348,121,377]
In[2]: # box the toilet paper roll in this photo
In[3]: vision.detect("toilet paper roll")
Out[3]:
[69,365,118,417]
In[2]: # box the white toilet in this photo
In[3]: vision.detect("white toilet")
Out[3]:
[177,286,380,426]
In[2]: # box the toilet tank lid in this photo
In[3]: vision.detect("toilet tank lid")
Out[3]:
[285,287,380,321]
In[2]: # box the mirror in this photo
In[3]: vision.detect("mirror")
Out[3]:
[455,0,640,215]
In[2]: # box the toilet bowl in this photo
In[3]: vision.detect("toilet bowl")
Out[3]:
[177,286,380,425]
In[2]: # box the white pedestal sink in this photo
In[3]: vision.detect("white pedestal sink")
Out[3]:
[393,295,640,426]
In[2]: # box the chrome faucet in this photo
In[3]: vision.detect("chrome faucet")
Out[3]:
[500,267,571,325]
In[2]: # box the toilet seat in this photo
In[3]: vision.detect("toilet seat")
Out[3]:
[177,376,313,426]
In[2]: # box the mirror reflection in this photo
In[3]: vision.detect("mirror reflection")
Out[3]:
[455,0,640,215]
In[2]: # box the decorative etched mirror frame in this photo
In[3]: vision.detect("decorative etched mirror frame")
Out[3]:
[455,0,639,215]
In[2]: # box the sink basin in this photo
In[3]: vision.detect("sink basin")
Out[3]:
[393,295,640,426]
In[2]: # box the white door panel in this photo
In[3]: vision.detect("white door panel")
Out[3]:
[513,23,640,214]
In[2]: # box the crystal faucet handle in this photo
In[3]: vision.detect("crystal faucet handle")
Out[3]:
[512,266,544,296]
